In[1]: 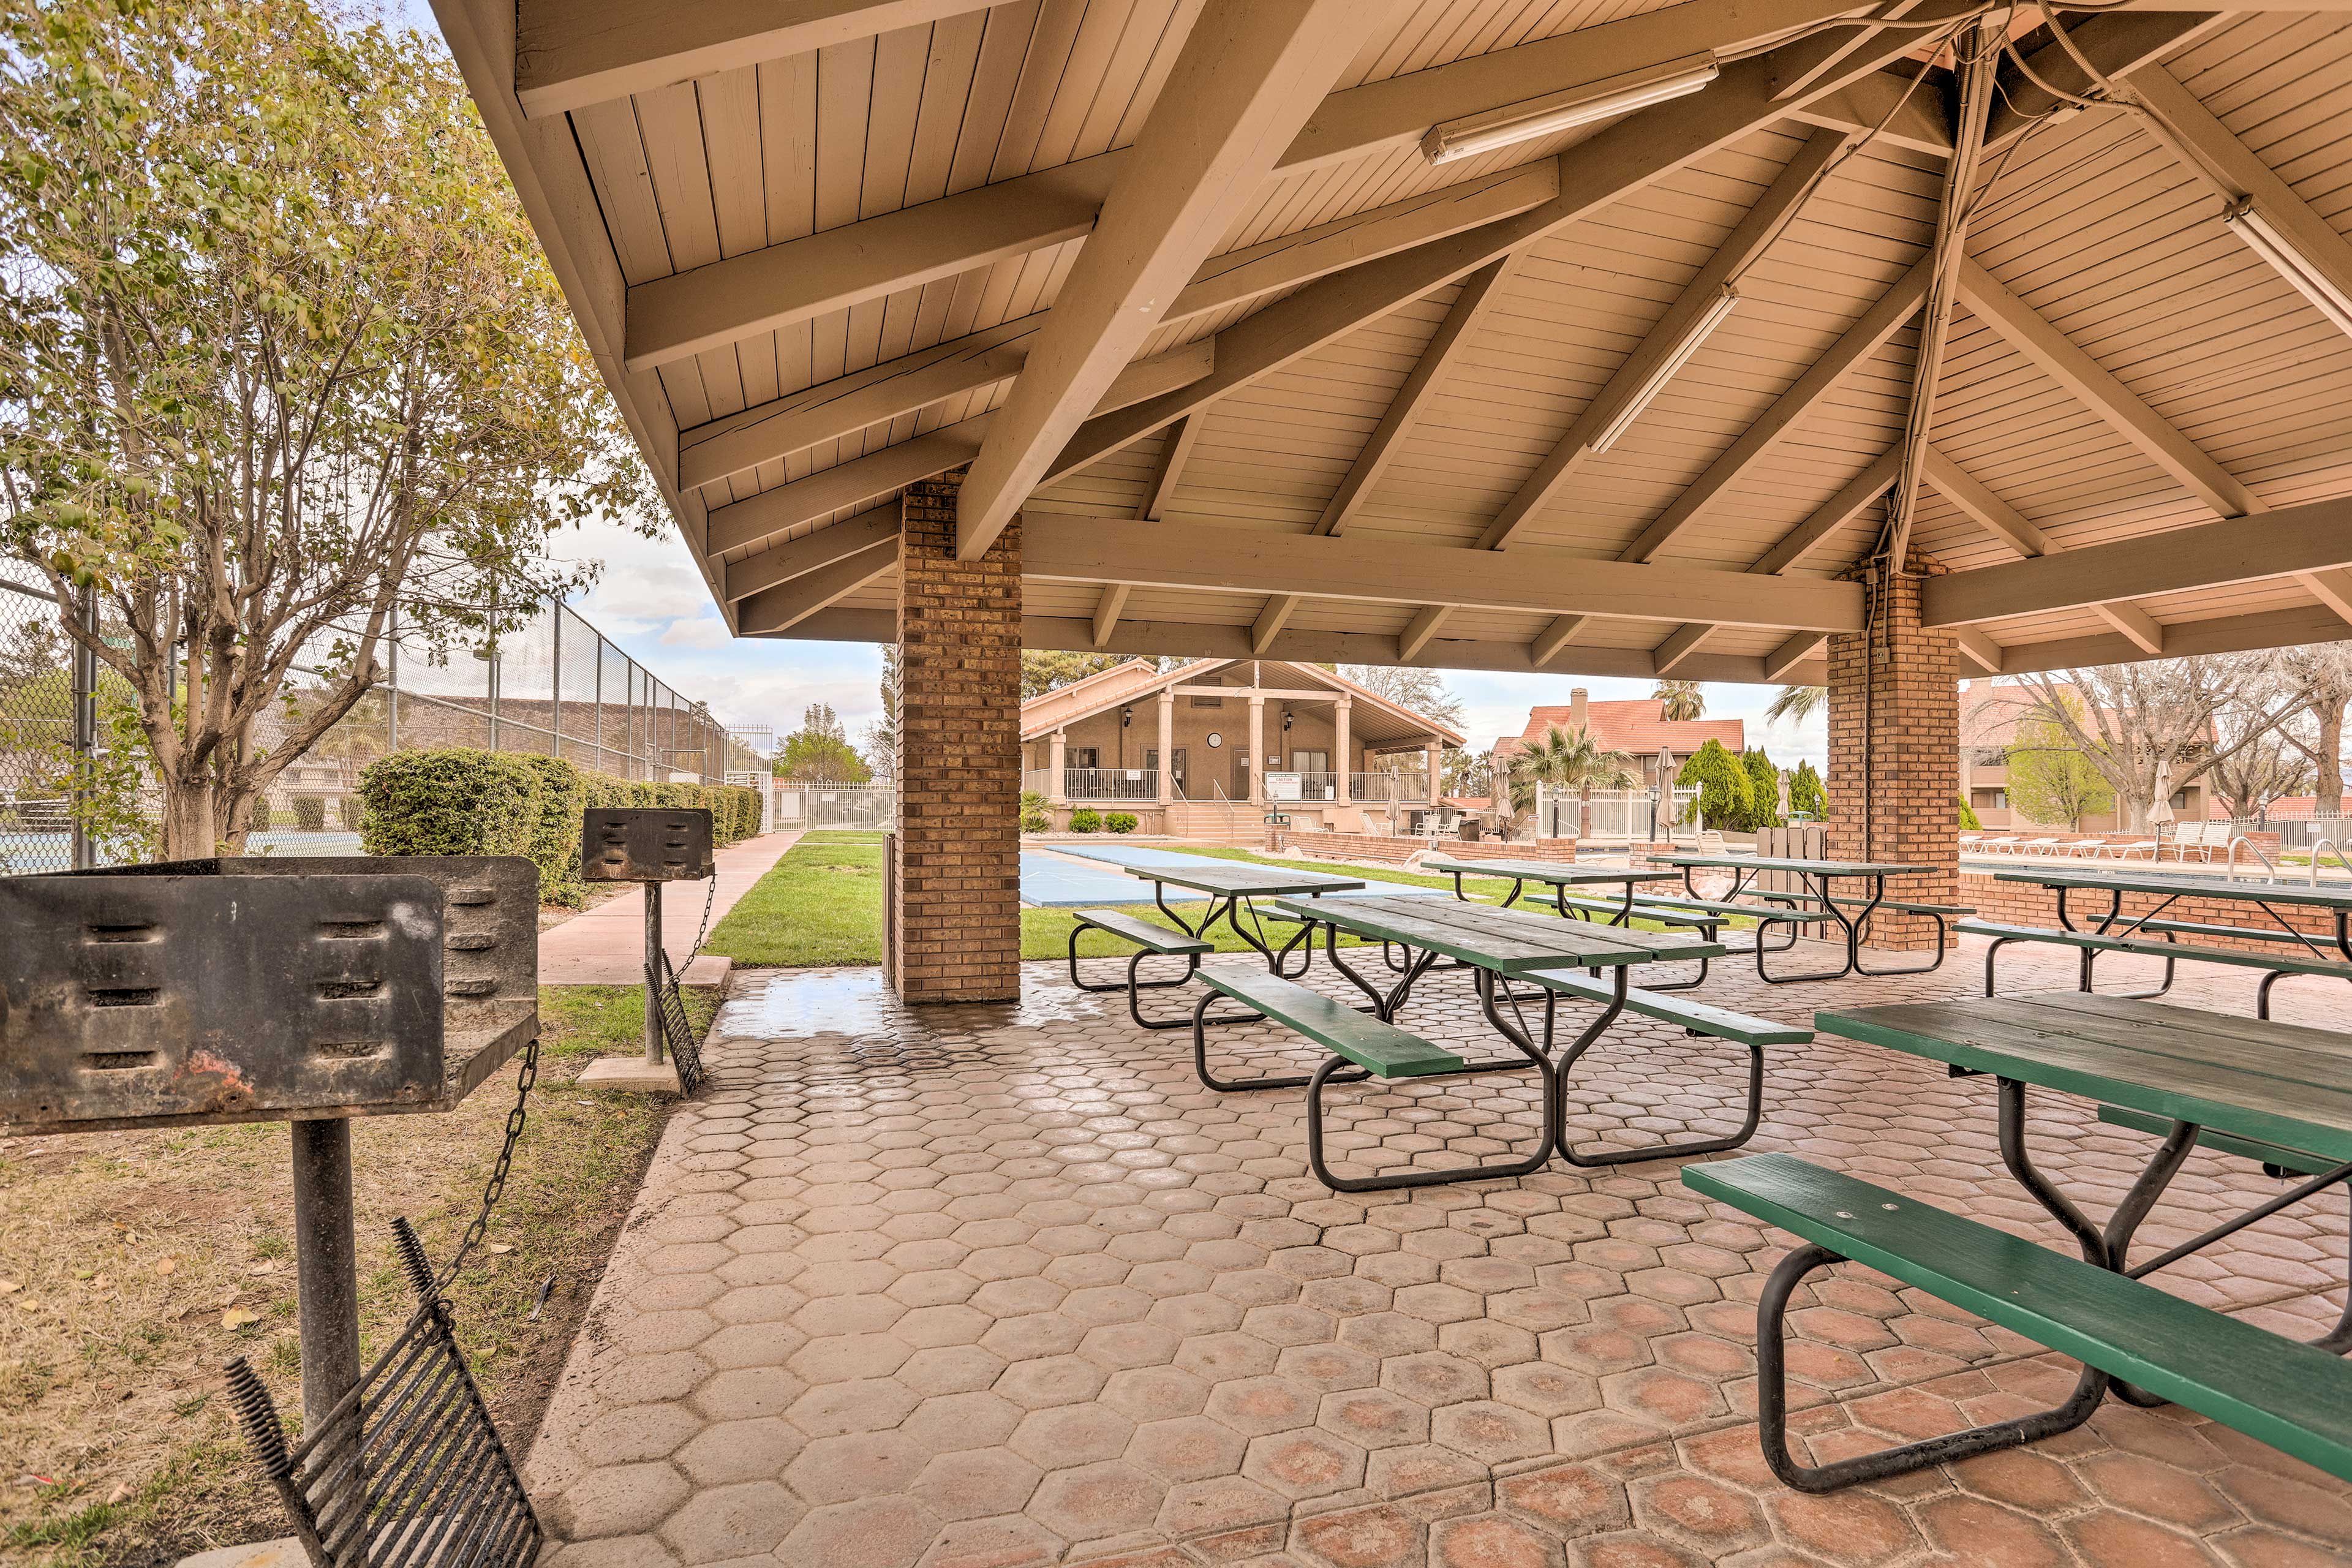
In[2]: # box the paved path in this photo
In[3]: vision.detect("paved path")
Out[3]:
[524,938,2352,1566]
[539,831,800,987]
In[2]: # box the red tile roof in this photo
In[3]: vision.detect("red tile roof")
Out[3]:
[1493,701,1744,762]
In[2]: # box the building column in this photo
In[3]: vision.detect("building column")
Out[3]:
[1047,730,1067,805]
[1425,742,1442,807]
[1826,556,1959,952]
[1248,694,1265,805]
[894,473,1021,1003]
[1333,699,1351,804]
[1156,691,1174,804]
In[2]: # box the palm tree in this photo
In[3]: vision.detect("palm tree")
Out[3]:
[1653,680,1705,722]
[1765,684,1826,724]
[1509,723,1637,840]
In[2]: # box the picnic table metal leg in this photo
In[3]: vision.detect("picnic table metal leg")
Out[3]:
[1189,987,1357,1093]
[1751,873,1857,984]
[1548,968,1765,1167]
[1304,967,1560,1193]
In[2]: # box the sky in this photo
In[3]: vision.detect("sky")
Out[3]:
[389,0,1828,772]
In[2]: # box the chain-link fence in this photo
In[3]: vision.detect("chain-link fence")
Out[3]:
[1,563,772,872]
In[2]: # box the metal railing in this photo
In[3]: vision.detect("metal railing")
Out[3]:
[2224,833,2282,882]
[1264,771,1339,802]
[2310,837,2351,888]
[1063,767,1156,800]
[1349,771,1430,803]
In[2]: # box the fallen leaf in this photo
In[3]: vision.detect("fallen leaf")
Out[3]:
[247,1260,282,1276]
[221,1307,260,1330]
[0,1280,18,1294]
[154,1258,178,1276]
[486,1243,515,1255]
[106,1482,130,1504]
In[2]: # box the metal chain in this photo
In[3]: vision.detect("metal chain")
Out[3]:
[433,1031,540,1296]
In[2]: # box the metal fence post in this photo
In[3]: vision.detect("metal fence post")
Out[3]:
[387,605,400,752]
[72,588,96,870]
[551,606,563,764]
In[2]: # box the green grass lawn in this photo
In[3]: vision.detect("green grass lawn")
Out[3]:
[703,831,1720,968]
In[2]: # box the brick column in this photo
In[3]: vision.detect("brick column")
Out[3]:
[1825,556,1959,951]
[895,475,1021,1003]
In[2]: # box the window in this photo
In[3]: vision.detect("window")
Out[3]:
[1191,694,1222,709]
[1070,748,1098,770]
[2171,790,2190,809]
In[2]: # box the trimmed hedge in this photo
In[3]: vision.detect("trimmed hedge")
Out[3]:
[358,748,763,907]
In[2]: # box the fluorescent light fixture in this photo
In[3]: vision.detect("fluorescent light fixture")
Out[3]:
[1422,54,1719,165]
[2225,197,2352,338]
[1589,284,1740,454]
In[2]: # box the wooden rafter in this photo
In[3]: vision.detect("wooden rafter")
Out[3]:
[1651,623,1711,674]
[721,503,901,603]
[955,0,1379,558]
[1751,447,1902,575]
[733,535,899,635]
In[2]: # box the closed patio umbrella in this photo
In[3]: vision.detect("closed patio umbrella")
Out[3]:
[2149,761,2176,849]
[1657,747,1678,841]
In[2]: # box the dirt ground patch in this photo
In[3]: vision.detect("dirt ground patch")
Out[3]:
[0,985,715,1566]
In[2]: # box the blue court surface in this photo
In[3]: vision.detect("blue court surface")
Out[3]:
[1023,844,1448,907]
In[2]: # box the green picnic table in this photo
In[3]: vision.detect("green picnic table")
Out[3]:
[1648,851,1951,981]
[1691,990,2352,1490]
[1121,860,1363,976]
[1417,854,1683,918]
[1266,894,1770,1185]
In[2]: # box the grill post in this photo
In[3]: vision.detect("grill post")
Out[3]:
[644,880,666,1065]
[290,1118,362,1445]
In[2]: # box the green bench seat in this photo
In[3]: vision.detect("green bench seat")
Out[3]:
[1072,908,1212,955]
[1961,919,2352,1018]
[1197,967,1461,1079]
[2097,1104,2338,1179]
[2138,918,2320,944]
[1526,970,1811,1048]
[1686,1152,2352,1488]
[1631,895,1827,923]
[1822,895,1976,916]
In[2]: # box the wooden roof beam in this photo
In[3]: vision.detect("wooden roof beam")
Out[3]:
[1619,253,1932,564]
[1397,606,1452,662]
[1651,624,1711,674]
[1046,17,1978,489]
[733,534,899,634]
[721,503,901,603]
[1751,447,1902,574]
[1921,494,2352,625]
[619,0,1875,373]
[1480,127,1849,554]
[2092,600,2167,657]
[705,418,987,556]
[1763,631,1825,681]
[1921,445,2049,557]
[1090,585,1132,650]
[1956,626,2005,674]
[1955,258,2260,520]
[956,0,1380,559]
[1023,516,1866,630]
[1531,616,1588,668]
[513,0,1001,118]
[1985,11,2233,152]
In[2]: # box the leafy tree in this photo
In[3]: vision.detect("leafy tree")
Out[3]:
[1958,794,1983,831]
[1441,747,1491,801]
[775,703,870,783]
[0,0,647,856]
[1765,684,1826,724]
[1676,738,1752,829]
[1022,650,1126,698]
[1740,749,1782,830]
[1509,723,1636,839]
[1789,760,1826,820]
[2003,717,2114,829]
[863,643,900,782]
[1653,680,1705,722]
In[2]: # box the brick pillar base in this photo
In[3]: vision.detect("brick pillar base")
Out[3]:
[1826,557,1959,951]
[894,475,1021,1002]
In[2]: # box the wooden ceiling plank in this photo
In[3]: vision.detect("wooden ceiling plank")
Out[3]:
[1921,445,2050,557]
[722,503,902,601]
[1479,127,1849,553]
[1398,606,1452,662]
[733,533,900,634]
[1651,622,1711,673]
[1320,253,1523,537]
[1530,615,1588,668]
[1985,12,2236,151]
[2090,599,2168,655]
[956,0,1386,559]
[1047,30,1961,489]
[1954,258,2262,520]
[514,0,1001,118]
[1955,625,2004,673]
[1920,493,2352,626]
[1752,447,1902,574]
[1619,252,1934,564]
[1091,583,1133,649]
[1022,516,1867,630]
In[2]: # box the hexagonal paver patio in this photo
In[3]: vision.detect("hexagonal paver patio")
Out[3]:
[526,940,2352,1567]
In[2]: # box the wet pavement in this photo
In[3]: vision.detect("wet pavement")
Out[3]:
[524,938,2352,1567]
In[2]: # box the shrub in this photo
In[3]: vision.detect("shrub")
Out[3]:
[1676,739,1752,831]
[1069,808,1102,834]
[1105,812,1137,834]
[1789,760,1826,821]
[292,795,328,831]
[1958,793,1983,831]
[359,748,540,865]
[1019,790,1049,833]
[251,797,274,832]
[1740,750,1782,831]
[515,754,593,907]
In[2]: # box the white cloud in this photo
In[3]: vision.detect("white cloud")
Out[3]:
[659,616,731,649]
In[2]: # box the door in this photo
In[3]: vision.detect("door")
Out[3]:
[1232,748,1251,801]
[1170,747,1187,796]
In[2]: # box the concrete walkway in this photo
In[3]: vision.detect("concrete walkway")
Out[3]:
[540,831,801,987]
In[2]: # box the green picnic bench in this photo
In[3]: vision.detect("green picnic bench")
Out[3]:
[1687,1152,2352,1491]
[1066,908,1242,1031]
[1960,917,2352,1017]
